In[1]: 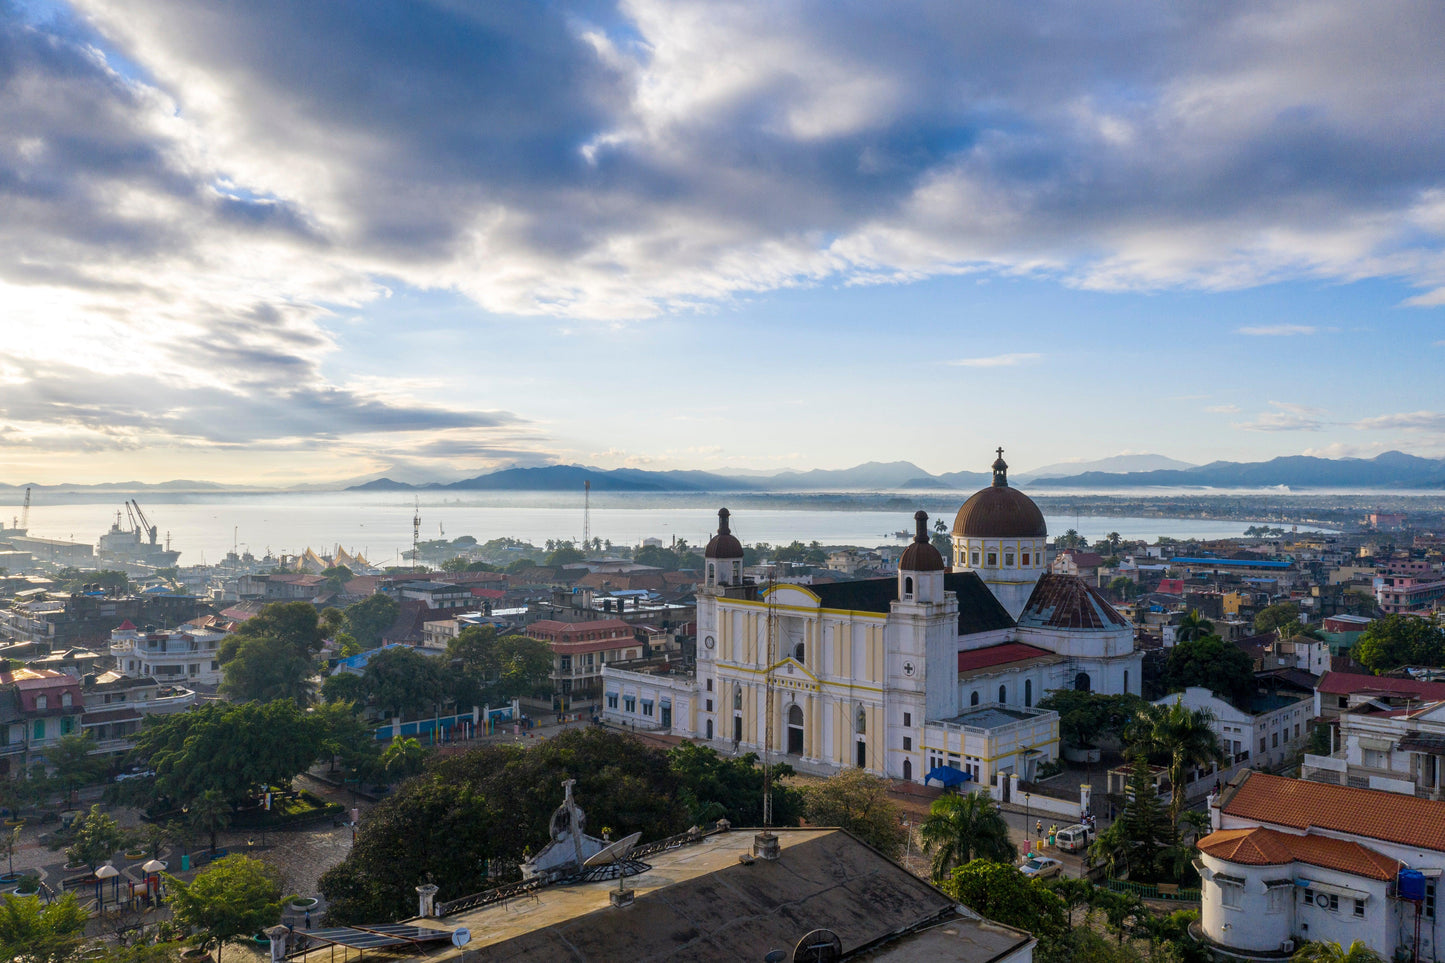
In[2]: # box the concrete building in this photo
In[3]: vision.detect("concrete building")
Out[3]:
[0,669,86,777]
[603,453,1141,792]
[80,671,196,756]
[1375,574,1445,615]
[528,619,651,710]
[1147,686,1312,792]
[109,619,228,686]
[1197,772,1445,961]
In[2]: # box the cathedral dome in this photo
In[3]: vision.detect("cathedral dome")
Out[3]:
[898,510,945,572]
[704,508,744,559]
[951,450,1047,539]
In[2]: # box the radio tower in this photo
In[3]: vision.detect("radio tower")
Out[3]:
[412,498,422,573]
[582,480,591,552]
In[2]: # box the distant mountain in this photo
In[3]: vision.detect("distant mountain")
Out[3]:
[348,477,418,492]
[350,465,763,493]
[1019,454,1196,480]
[766,461,936,490]
[918,471,993,489]
[1030,451,1445,489]
[0,479,236,492]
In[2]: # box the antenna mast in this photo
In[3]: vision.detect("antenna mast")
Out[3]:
[583,480,591,550]
[412,498,422,573]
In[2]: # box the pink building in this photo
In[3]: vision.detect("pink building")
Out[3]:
[1374,574,1445,615]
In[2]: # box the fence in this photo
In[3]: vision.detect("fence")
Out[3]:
[1105,878,1201,902]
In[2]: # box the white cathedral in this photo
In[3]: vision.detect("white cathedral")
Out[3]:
[601,452,1141,792]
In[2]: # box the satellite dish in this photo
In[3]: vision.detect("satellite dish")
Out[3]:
[583,831,642,868]
[793,928,842,963]
[451,928,472,948]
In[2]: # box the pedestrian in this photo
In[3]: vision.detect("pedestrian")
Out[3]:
[305,909,312,930]
[1035,819,1042,837]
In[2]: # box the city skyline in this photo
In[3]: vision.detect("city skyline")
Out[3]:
[3,2,1443,486]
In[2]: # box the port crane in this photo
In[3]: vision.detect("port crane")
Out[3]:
[11,487,29,532]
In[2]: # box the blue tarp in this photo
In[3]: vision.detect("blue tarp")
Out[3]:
[924,765,971,788]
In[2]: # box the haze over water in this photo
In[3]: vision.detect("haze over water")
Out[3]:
[19,492,1327,568]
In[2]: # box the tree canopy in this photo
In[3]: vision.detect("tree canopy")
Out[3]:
[218,601,326,705]
[919,792,1016,880]
[1089,756,1178,882]
[1126,698,1226,824]
[943,860,1067,940]
[1254,601,1301,635]
[132,700,325,809]
[1037,690,1148,749]
[0,893,90,963]
[342,594,399,650]
[1163,634,1256,707]
[65,804,126,873]
[799,769,907,859]
[667,743,803,829]
[1352,615,1445,673]
[165,855,286,956]
[361,646,450,720]
[447,625,553,706]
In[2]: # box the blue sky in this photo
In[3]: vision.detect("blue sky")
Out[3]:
[1,0,1442,485]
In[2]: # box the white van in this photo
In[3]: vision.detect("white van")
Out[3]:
[1054,824,1094,853]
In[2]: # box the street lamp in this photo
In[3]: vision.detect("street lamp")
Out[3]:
[1022,792,1032,854]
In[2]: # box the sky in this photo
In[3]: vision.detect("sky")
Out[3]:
[1,0,1443,487]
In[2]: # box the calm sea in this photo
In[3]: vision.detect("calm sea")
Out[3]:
[13,491,1328,568]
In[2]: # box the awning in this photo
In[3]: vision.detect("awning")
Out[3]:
[1296,878,1370,900]
[1398,734,1445,753]
[925,766,972,788]
[1264,879,1295,888]
[1215,874,1246,886]
[1359,737,1394,752]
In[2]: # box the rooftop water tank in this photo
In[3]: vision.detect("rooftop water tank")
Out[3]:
[1399,868,1427,902]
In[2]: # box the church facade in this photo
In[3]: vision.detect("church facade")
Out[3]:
[601,453,1142,789]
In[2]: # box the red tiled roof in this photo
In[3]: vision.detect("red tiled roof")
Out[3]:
[82,707,144,725]
[1018,574,1130,630]
[1316,671,1445,700]
[1221,771,1445,854]
[116,619,136,631]
[470,588,506,599]
[528,619,634,643]
[1199,826,1400,881]
[957,642,1058,673]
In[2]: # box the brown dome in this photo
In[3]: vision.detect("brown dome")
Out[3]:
[951,450,1047,538]
[899,510,945,571]
[704,508,744,559]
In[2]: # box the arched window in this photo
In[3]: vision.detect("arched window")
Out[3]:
[787,704,806,756]
[731,561,741,582]
[904,576,913,597]
[998,684,1007,704]
[903,758,913,781]
[733,686,742,710]
[970,690,980,706]
[1024,679,1033,707]
[1075,672,1091,692]
[793,642,805,662]
[707,563,715,582]
[971,550,980,566]
[855,706,867,735]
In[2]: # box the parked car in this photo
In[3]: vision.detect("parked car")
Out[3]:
[1019,855,1063,879]
[1054,823,1095,853]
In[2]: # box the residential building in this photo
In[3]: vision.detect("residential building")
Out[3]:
[1197,772,1445,961]
[80,671,196,756]
[1312,671,1445,723]
[529,619,652,710]
[1303,676,1445,797]
[1375,574,1445,615]
[109,619,228,686]
[0,669,86,776]
[393,580,476,610]
[1144,685,1312,797]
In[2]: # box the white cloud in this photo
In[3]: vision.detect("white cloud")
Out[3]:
[1351,411,1445,432]
[1236,325,1318,336]
[1204,404,1241,414]
[1235,401,1327,432]
[946,352,1043,368]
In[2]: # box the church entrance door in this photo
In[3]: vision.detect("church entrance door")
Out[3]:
[787,705,805,755]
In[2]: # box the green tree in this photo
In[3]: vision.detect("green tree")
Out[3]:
[380,736,427,781]
[165,855,286,960]
[189,789,231,854]
[800,769,908,859]
[1291,940,1386,963]
[362,647,449,722]
[1037,690,1148,750]
[1108,576,1138,600]
[919,792,1016,880]
[1254,602,1301,635]
[320,565,354,595]
[342,594,400,650]
[312,699,377,775]
[1,825,19,877]
[218,601,326,705]
[1127,698,1226,825]
[943,860,1067,939]
[133,700,325,810]
[321,672,367,706]
[1352,615,1445,673]
[319,728,689,924]
[1176,610,1214,644]
[447,627,553,706]
[0,893,90,963]
[545,544,585,566]
[47,733,104,798]
[1163,635,1255,707]
[65,804,126,873]
[1089,757,1176,882]
[667,743,803,828]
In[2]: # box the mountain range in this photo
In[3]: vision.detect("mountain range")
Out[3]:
[347,451,1445,493]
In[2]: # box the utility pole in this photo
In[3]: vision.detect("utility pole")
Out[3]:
[412,498,422,574]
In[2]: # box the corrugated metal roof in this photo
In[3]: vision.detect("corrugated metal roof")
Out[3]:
[1017,574,1129,630]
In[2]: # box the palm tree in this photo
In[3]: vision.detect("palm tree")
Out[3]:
[381,736,426,780]
[1292,940,1386,963]
[188,789,231,855]
[1175,609,1214,644]
[1106,532,1122,556]
[918,792,1016,881]
[1128,699,1227,825]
